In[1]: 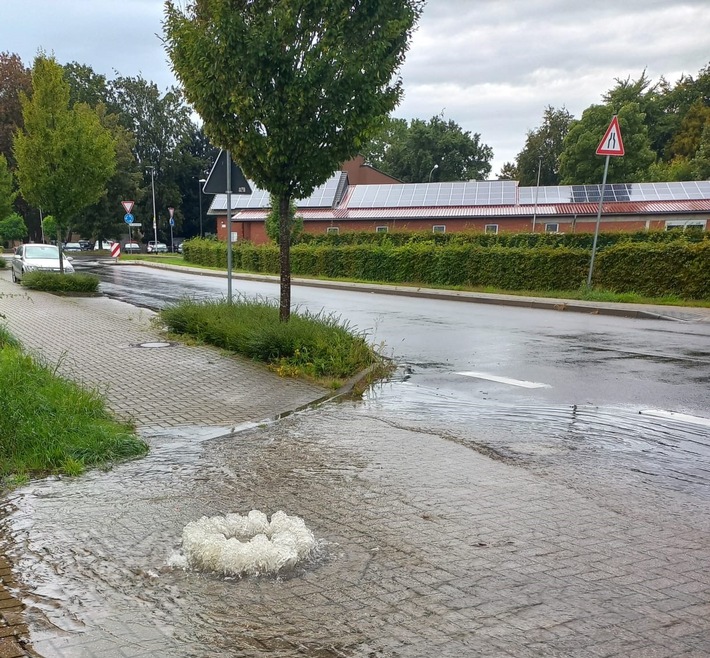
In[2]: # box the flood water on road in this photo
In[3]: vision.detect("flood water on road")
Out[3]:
[2,377,709,657]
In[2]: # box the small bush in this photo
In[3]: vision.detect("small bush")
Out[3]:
[22,271,100,293]
[0,255,5,269]
[160,297,381,383]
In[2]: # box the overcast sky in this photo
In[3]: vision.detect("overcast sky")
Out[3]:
[2,0,709,177]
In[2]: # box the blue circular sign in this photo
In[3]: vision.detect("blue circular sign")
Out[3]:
[124,213,134,224]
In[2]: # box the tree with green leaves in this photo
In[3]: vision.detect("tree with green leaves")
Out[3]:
[558,104,655,184]
[0,52,32,167]
[265,194,303,244]
[363,115,493,182]
[164,0,423,321]
[497,162,518,181]
[13,55,116,271]
[0,213,27,244]
[108,74,198,243]
[0,154,17,220]
[515,106,573,186]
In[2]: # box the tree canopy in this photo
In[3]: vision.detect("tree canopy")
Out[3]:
[164,0,423,319]
[515,106,573,186]
[559,103,656,184]
[363,115,493,182]
[14,55,116,265]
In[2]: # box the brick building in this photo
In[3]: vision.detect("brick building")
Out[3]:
[208,162,710,244]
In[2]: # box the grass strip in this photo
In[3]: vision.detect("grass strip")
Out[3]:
[0,326,147,484]
[160,297,384,388]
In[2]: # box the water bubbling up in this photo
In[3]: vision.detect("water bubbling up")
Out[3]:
[169,510,318,576]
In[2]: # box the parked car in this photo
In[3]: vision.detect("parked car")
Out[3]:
[11,244,75,283]
[124,242,141,253]
[63,242,82,252]
[147,241,168,253]
[79,240,92,251]
[94,240,115,251]
[177,242,184,254]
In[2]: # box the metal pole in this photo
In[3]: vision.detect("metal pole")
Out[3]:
[226,151,233,304]
[198,179,206,238]
[150,167,157,249]
[587,154,610,287]
[532,155,542,232]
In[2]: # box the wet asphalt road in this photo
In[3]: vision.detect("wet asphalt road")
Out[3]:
[86,263,710,499]
[90,263,710,413]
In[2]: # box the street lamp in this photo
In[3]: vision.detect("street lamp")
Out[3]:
[428,163,439,183]
[198,178,207,238]
[531,155,542,233]
[147,166,157,247]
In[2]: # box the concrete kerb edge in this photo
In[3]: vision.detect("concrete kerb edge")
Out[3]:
[114,260,690,322]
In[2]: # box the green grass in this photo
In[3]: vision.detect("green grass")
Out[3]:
[121,254,188,267]
[160,297,384,387]
[0,326,148,484]
[21,271,100,293]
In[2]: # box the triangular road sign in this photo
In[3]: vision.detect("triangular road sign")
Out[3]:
[202,150,252,195]
[121,200,135,213]
[596,116,625,157]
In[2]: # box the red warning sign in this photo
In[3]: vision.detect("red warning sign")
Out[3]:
[596,116,625,157]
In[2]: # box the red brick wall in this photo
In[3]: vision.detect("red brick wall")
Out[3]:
[214,214,707,245]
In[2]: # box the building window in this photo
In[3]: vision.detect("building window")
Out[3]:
[545,223,559,233]
[665,219,706,231]
[376,226,389,233]
[231,231,238,242]
[326,226,339,235]
[484,224,498,234]
[432,225,446,234]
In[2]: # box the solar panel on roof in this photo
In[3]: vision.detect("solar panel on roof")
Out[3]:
[347,181,519,208]
[518,181,710,205]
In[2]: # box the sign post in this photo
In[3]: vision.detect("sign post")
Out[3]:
[168,207,175,252]
[588,116,625,287]
[202,150,252,304]
[122,201,135,246]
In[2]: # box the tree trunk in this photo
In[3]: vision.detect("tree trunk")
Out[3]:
[57,228,64,274]
[278,192,291,322]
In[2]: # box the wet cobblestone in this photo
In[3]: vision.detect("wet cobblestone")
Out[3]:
[1,271,710,656]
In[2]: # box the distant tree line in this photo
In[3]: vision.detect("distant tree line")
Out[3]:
[0,51,218,244]
[1,49,709,247]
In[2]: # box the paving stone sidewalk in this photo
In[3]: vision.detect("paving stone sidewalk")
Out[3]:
[0,271,327,656]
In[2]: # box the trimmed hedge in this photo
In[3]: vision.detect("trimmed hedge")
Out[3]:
[182,234,710,299]
[297,228,709,249]
[595,241,710,298]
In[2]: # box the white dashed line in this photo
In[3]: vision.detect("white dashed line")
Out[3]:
[456,371,551,389]
[639,410,710,428]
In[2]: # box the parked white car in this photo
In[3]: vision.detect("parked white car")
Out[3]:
[147,241,168,253]
[11,244,75,283]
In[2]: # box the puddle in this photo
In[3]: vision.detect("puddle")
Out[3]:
[361,370,710,497]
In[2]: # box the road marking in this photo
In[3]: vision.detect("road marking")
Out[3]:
[456,371,551,389]
[639,409,710,428]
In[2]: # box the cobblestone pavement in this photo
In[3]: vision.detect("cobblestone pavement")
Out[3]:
[1,270,710,657]
[0,271,326,656]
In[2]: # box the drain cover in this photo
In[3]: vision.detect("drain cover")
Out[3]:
[132,341,175,348]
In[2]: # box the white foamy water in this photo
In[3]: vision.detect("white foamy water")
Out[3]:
[169,510,318,576]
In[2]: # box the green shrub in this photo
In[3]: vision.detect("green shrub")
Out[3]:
[22,271,100,293]
[0,255,5,269]
[160,297,380,383]
[596,241,710,298]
